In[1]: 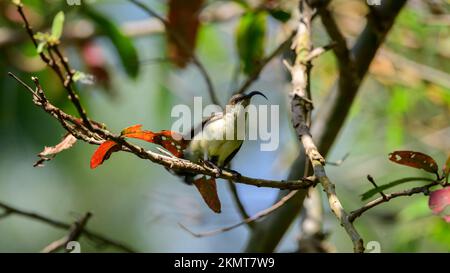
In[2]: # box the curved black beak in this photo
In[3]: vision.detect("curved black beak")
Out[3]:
[245,91,268,101]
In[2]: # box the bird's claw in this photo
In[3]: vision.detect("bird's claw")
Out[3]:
[200,159,222,177]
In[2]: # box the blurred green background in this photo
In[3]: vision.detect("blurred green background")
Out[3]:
[0,0,449,252]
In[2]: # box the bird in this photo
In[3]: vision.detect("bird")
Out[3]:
[174,91,268,213]
[181,91,268,183]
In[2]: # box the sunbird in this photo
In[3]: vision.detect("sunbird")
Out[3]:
[175,91,267,213]
[181,91,267,182]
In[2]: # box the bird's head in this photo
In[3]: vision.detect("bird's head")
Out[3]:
[227,91,268,108]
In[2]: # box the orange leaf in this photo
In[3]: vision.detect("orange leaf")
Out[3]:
[167,0,204,67]
[389,151,439,175]
[121,124,143,135]
[124,131,157,143]
[90,140,119,169]
[193,176,221,213]
[122,125,187,158]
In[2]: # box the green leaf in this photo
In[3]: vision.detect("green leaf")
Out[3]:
[34,32,49,42]
[51,11,65,40]
[268,9,291,22]
[36,42,46,54]
[361,177,436,201]
[236,11,266,75]
[82,7,139,78]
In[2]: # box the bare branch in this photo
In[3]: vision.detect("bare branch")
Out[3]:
[10,72,317,191]
[180,190,298,237]
[287,0,363,253]
[41,212,92,253]
[348,181,440,223]
[227,181,254,229]
[15,4,93,130]
[245,0,407,253]
[0,201,135,253]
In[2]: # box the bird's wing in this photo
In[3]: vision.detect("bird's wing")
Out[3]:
[222,141,243,167]
[184,112,223,140]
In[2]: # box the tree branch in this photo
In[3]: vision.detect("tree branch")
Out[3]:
[41,212,92,253]
[15,3,93,130]
[348,181,440,223]
[287,0,364,252]
[128,0,220,105]
[9,72,317,191]
[245,0,407,253]
[227,181,254,229]
[179,190,299,237]
[0,201,135,253]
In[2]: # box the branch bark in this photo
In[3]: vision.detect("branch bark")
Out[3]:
[41,212,92,253]
[245,0,408,252]
[0,201,134,253]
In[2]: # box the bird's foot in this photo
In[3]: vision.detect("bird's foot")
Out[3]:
[200,159,222,178]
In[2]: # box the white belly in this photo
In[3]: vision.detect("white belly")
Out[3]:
[186,112,245,167]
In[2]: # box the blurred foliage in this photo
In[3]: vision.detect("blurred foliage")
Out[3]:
[0,0,449,252]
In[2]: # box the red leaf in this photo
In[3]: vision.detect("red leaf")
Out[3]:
[429,187,450,223]
[167,0,204,68]
[388,151,439,174]
[192,176,221,213]
[90,140,119,169]
[91,125,187,169]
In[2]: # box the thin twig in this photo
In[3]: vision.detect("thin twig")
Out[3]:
[11,70,318,191]
[325,153,349,166]
[0,201,135,253]
[128,0,220,105]
[15,4,93,130]
[41,212,92,253]
[226,180,254,229]
[348,181,440,223]
[17,72,321,192]
[179,190,298,237]
[366,175,387,200]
